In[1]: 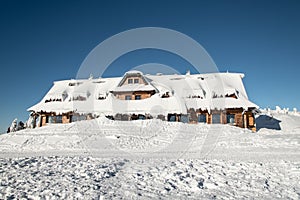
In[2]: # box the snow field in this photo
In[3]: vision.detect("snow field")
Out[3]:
[0,156,126,199]
[0,111,299,199]
[0,157,299,199]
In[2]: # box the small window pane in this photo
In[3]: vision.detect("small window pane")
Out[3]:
[134,79,139,84]
[135,95,141,100]
[125,95,131,100]
[138,115,146,120]
[198,114,206,123]
[56,115,63,123]
[170,115,176,122]
[180,115,189,123]
[227,114,235,124]
[128,79,133,84]
[49,116,55,123]
[212,114,221,124]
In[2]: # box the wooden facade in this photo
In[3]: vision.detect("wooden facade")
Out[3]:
[113,74,156,100]
[37,112,82,127]
[36,108,256,131]
[192,108,256,131]
[115,91,154,100]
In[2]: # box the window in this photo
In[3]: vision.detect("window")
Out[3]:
[227,114,235,124]
[212,114,221,124]
[135,95,141,100]
[125,95,132,100]
[71,115,87,122]
[138,115,146,120]
[48,116,55,123]
[168,114,177,122]
[169,115,176,122]
[198,114,206,123]
[128,79,133,84]
[56,115,63,123]
[134,79,139,84]
[180,115,189,123]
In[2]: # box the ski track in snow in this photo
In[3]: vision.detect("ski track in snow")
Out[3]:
[0,112,299,199]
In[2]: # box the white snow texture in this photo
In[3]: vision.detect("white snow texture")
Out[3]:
[0,110,299,199]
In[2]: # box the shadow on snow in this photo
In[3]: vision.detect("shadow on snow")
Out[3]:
[256,115,281,131]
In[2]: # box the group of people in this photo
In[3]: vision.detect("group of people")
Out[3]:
[7,118,25,133]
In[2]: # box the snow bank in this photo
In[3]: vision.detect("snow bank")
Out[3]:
[0,157,299,199]
[0,111,299,199]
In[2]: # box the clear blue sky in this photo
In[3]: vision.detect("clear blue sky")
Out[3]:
[0,0,299,133]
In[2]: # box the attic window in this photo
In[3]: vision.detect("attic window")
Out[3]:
[134,79,139,84]
[128,79,133,84]
[225,93,238,99]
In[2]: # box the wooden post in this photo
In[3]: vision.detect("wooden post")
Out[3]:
[243,114,248,129]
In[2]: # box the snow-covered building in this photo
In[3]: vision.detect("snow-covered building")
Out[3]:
[28,71,258,131]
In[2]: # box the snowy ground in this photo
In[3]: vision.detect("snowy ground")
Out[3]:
[0,111,299,199]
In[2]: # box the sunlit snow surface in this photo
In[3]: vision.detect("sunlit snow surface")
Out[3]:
[0,111,299,199]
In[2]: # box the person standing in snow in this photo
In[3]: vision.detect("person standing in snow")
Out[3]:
[9,118,18,132]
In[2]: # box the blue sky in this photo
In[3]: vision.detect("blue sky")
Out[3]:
[0,0,299,133]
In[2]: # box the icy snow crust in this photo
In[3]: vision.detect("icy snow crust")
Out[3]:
[0,111,299,199]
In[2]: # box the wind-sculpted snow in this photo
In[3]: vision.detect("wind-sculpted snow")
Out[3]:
[0,112,299,199]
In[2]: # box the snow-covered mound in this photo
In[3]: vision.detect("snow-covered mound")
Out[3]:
[257,108,300,132]
[0,111,299,199]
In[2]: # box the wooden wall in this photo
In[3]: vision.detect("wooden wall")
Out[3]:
[36,107,256,131]
[62,115,70,124]
[38,112,71,127]
[115,91,152,100]
[196,108,256,131]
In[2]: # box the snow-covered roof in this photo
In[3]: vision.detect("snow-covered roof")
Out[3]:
[28,72,258,115]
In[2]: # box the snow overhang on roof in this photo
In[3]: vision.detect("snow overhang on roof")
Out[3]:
[125,70,144,75]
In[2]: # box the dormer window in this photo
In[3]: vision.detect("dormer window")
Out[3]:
[112,70,157,100]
